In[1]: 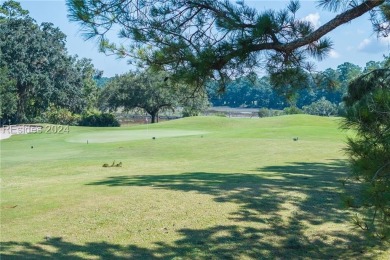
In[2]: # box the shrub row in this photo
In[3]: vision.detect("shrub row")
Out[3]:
[258,98,346,118]
[79,112,120,127]
[44,108,120,127]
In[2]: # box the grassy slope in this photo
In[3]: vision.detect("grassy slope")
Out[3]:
[1,115,388,259]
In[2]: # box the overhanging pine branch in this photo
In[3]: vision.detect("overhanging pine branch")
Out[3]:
[212,0,385,70]
[277,0,385,52]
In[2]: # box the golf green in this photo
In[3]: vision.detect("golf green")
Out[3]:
[65,129,208,143]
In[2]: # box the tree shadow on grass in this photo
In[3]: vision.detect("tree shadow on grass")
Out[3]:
[0,239,154,259]
[2,160,388,259]
[87,159,349,225]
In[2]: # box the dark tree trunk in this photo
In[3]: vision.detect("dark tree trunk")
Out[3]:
[150,111,157,123]
[16,93,27,123]
[16,82,30,123]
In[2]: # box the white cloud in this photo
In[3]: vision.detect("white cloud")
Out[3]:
[328,50,340,59]
[302,13,321,29]
[357,37,390,53]
[358,38,372,51]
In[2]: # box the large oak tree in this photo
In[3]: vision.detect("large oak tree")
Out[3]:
[100,70,208,123]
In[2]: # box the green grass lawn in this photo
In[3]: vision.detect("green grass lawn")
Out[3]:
[1,115,389,259]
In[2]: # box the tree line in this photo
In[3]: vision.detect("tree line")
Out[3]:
[207,60,384,116]
[0,1,111,126]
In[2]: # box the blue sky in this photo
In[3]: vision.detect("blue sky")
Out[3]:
[9,0,390,77]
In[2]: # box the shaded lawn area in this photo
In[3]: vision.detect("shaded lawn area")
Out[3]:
[1,160,388,259]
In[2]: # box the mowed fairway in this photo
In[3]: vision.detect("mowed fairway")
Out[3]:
[1,115,389,259]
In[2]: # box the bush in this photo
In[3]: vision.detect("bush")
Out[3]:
[283,106,303,115]
[79,112,120,127]
[302,97,338,116]
[182,97,209,117]
[258,108,283,118]
[44,107,81,125]
[182,107,201,117]
[258,108,271,118]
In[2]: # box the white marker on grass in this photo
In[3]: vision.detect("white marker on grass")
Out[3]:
[145,116,149,135]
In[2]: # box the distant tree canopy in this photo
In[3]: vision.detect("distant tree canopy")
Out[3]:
[207,74,286,109]
[67,0,390,89]
[0,0,100,123]
[206,61,371,111]
[99,69,208,123]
